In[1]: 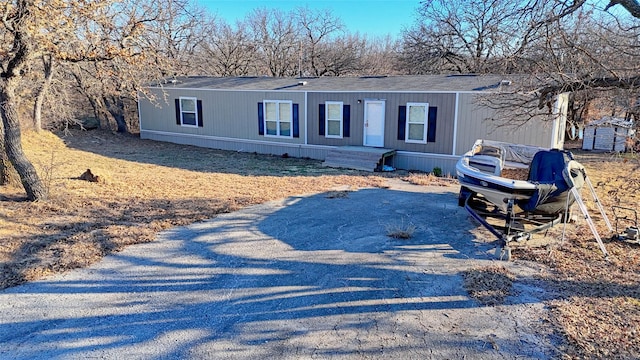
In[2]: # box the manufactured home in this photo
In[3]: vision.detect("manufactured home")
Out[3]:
[138,75,568,174]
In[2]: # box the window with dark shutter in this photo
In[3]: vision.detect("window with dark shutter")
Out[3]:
[406,102,428,144]
[343,105,350,137]
[397,106,406,140]
[318,104,325,136]
[325,101,343,138]
[427,107,437,142]
[292,103,299,138]
[197,100,203,127]
[262,100,293,137]
[257,102,264,135]
[176,97,199,127]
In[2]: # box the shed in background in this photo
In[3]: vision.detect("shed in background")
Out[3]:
[582,116,634,152]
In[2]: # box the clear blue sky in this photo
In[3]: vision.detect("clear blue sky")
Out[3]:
[197,0,421,38]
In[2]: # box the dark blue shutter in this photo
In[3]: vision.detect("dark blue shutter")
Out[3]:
[292,103,299,138]
[427,106,437,142]
[318,104,325,136]
[175,99,181,125]
[197,100,203,127]
[397,106,406,140]
[343,105,350,137]
[257,102,264,135]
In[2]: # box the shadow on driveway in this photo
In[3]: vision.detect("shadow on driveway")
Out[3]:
[0,184,557,359]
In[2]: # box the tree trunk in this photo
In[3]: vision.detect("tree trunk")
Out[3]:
[103,95,128,133]
[86,95,104,128]
[0,122,8,185]
[0,138,20,187]
[0,79,47,201]
[33,55,54,132]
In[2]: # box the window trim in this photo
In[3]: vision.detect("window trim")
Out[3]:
[263,100,293,138]
[179,96,198,128]
[405,102,429,144]
[325,101,344,139]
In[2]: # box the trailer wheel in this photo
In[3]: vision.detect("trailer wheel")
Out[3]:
[458,186,473,207]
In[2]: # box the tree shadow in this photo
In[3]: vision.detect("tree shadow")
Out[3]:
[0,186,570,359]
[57,129,381,178]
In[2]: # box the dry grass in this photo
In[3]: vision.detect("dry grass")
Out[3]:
[384,219,417,239]
[404,172,455,187]
[0,130,392,289]
[462,265,514,306]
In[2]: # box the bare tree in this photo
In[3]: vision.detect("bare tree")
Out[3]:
[312,33,368,76]
[0,0,156,200]
[295,6,344,76]
[529,8,640,105]
[0,0,64,200]
[359,35,401,75]
[399,0,531,74]
[137,0,212,77]
[399,0,640,136]
[199,19,256,76]
[247,8,299,77]
[32,55,54,132]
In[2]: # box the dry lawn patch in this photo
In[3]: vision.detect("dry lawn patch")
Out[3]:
[462,265,514,306]
[515,150,640,358]
[0,130,392,289]
[404,172,455,187]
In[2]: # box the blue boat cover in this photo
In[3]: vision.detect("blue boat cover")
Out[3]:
[518,149,574,214]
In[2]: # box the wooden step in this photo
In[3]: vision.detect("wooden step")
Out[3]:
[322,146,395,172]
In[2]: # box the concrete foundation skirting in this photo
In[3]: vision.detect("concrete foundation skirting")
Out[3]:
[140,130,460,175]
[394,151,459,176]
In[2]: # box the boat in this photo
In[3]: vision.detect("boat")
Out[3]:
[456,139,585,214]
[456,139,610,260]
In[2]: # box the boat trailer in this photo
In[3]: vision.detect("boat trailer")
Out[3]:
[460,172,616,261]
[461,193,564,260]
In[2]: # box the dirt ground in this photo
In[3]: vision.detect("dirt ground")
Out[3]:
[1,129,639,358]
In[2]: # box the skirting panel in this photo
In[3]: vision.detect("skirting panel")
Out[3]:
[141,131,331,160]
[394,152,459,176]
[141,130,460,175]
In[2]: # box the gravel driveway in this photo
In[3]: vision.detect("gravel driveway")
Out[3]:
[0,180,557,359]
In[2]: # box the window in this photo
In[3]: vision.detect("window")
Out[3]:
[405,102,428,143]
[325,101,343,138]
[179,97,198,127]
[264,100,293,137]
[319,103,350,138]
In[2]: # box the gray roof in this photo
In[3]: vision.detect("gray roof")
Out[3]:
[152,75,516,92]
[588,116,634,128]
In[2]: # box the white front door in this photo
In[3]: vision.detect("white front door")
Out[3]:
[363,100,385,147]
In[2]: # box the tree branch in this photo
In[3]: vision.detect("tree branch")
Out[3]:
[535,76,640,109]
[605,0,640,18]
